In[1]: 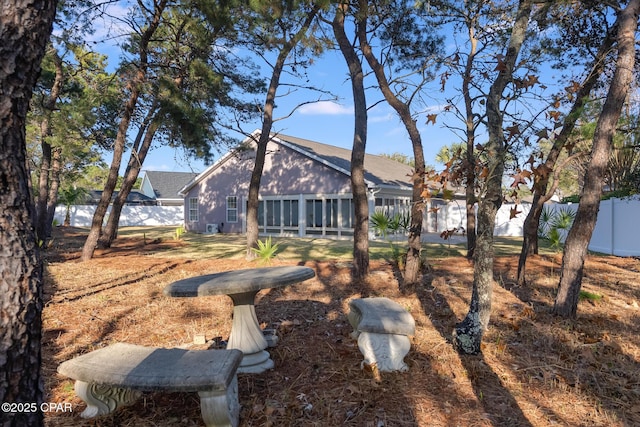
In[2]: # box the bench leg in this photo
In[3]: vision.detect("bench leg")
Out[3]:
[74,381,142,418]
[357,332,411,372]
[198,375,239,427]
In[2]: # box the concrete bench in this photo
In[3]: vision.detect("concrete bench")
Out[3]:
[347,297,415,372]
[57,343,242,427]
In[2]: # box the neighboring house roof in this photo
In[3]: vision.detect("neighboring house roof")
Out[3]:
[142,171,199,201]
[180,131,417,195]
[85,190,156,205]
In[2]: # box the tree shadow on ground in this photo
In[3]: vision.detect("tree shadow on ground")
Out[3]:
[493,256,640,425]
[415,274,535,427]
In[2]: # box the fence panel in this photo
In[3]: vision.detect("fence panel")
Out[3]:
[56,197,640,256]
[54,205,183,227]
[586,198,639,256]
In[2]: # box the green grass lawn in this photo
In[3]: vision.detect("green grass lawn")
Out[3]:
[115,226,559,262]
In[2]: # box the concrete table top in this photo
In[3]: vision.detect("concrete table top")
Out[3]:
[163,265,316,374]
[163,266,316,298]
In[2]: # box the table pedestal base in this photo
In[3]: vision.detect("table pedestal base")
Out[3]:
[236,350,274,374]
[226,300,274,374]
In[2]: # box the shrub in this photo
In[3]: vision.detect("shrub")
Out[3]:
[539,205,576,251]
[560,195,580,203]
[174,225,186,240]
[251,236,280,265]
[370,211,411,266]
[370,211,391,239]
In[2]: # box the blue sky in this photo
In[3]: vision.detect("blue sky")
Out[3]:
[83,2,562,177]
[136,46,456,174]
[80,3,538,178]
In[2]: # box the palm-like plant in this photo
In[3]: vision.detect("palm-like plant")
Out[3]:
[538,205,554,238]
[539,205,576,250]
[251,236,280,265]
[550,206,576,231]
[370,211,391,238]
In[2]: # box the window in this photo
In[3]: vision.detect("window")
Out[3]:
[326,198,339,228]
[253,198,299,233]
[227,196,238,223]
[306,199,323,228]
[188,198,198,222]
[283,200,299,227]
[375,196,411,217]
[340,198,355,228]
[266,200,281,226]
[257,201,265,226]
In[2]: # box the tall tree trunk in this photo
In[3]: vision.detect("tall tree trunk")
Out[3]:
[35,49,63,243]
[0,1,57,426]
[81,0,168,261]
[516,27,615,286]
[357,3,425,286]
[554,0,639,318]
[454,0,533,354]
[463,23,478,259]
[333,2,369,281]
[99,104,158,247]
[36,138,52,240]
[64,205,71,226]
[100,116,159,247]
[44,146,62,238]
[246,5,320,259]
[245,129,270,260]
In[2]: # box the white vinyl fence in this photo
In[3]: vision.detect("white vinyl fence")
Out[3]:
[54,205,183,227]
[56,197,639,256]
[583,197,640,256]
[432,197,640,256]
[429,201,531,237]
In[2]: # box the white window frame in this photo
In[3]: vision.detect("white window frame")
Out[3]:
[188,197,199,222]
[227,196,238,223]
[304,195,354,237]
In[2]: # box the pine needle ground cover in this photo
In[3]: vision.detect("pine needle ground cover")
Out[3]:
[43,227,640,426]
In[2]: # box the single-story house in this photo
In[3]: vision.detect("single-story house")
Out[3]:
[140,171,199,206]
[179,131,459,237]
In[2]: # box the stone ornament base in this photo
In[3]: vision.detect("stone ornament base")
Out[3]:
[356,332,411,372]
[348,297,416,373]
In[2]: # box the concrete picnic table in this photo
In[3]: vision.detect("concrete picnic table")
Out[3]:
[163,265,315,374]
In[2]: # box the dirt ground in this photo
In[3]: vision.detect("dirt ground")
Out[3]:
[42,227,640,426]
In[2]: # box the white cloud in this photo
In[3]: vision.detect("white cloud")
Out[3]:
[383,125,407,138]
[368,104,395,123]
[298,101,352,115]
[369,112,395,123]
[424,104,450,113]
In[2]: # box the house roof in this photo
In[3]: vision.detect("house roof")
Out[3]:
[181,131,416,194]
[143,171,199,200]
[276,134,414,189]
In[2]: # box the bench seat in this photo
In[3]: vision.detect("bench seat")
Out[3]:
[57,343,242,427]
[348,297,415,372]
